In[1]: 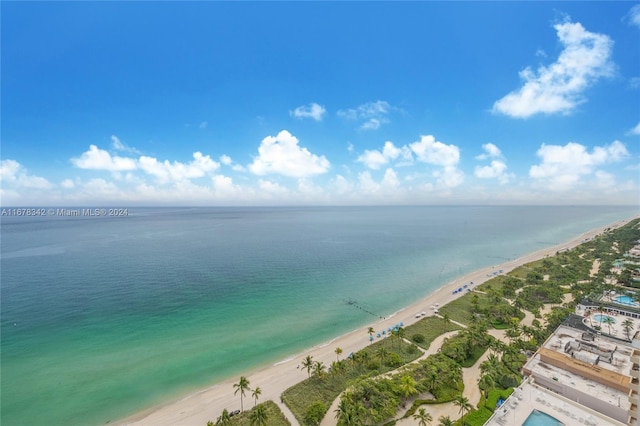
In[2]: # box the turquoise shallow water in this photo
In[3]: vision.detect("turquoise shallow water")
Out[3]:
[1,206,637,425]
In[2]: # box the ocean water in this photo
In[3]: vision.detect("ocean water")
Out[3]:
[1,205,637,425]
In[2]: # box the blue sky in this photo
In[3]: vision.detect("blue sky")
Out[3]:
[2,2,639,206]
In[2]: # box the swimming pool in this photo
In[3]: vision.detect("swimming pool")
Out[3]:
[523,409,564,426]
[593,314,616,324]
[615,295,638,306]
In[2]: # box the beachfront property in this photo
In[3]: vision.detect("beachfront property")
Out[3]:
[485,320,640,426]
[484,377,628,426]
[486,322,638,425]
[578,293,640,323]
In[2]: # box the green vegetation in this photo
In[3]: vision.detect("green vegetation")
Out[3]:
[282,337,421,425]
[209,401,291,426]
[440,322,491,367]
[276,218,640,426]
[403,315,462,350]
[233,376,250,412]
[438,290,523,329]
[341,353,463,425]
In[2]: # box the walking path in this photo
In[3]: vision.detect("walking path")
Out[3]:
[319,331,459,426]
[395,348,493,425]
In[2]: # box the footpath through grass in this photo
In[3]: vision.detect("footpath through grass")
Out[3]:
[404,315,462,349]
[282,336,421,425]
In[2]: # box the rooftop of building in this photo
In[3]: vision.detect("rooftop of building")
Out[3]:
[522,324,637,417]
[484,378,628,426]
[541,325,634,377]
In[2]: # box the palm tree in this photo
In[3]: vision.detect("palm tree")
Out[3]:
[376,346,388,369]
[302,355,314,379]
[233,376,250,412]
[391,326,406,349]
[453,395,472,425]
[602,315,615,335]
[412,407,432,426]
[334,397,350,420]
[313,360,326,379]
[251,386,262,407]
[359,350,370,367]
[471,294,480,313]
[330,361,341,377]
[437,415,454,426]
[368,327,375,344]
[249,404,268,426]
[335,347,343,362]
[398,375,418,402]
[215,409,231,425]
[442,313,451,332]
[480,353,501,388]
[623,318,634,340]
[596,305,605,326]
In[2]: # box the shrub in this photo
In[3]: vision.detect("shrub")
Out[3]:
[464,407,493,426]
[484,388,514,412]
[385,352,403,367]
[303,401,326,426]
[411,334,425,343]
[499,375,519,389]
[406,344,419,355]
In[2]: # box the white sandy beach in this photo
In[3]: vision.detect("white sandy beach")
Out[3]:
[119,218,635,426]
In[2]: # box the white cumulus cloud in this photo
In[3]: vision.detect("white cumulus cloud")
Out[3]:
[357,141,412,170]
[60,179,75,189]
[627,4,640,28]
[493,20,614,118]
[72,144,220,183]
[338,100,395,130]
[630,122,640,135]
[71,145,137,171]
[290,103,326,121]
[475,143,512,184]
[529,140,629,191]
[475,160,510,182]
[409,135,463,188]
[409,135,460,167]
[475,143,503,160]
[138,152,220,183]
[0,159,53,189]
[219,154,246,172]
[111,135,141,154]
[248,130,330,178]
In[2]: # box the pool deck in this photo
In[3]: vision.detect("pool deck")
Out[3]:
[484,378,626,426]
[576,304,640,341]
[601,291,640,308]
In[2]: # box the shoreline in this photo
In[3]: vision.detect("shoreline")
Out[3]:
[119,216,636,426]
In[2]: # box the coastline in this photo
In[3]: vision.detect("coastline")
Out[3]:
[118,216,636,426]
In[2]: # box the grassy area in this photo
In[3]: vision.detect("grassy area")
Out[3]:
[475,274,508,293]
[460,343,490,368]
[404,316,462,350]
[209,400,291,426]
[506,263,537,279]
[282,337,421,425]
[437,292,493,326]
